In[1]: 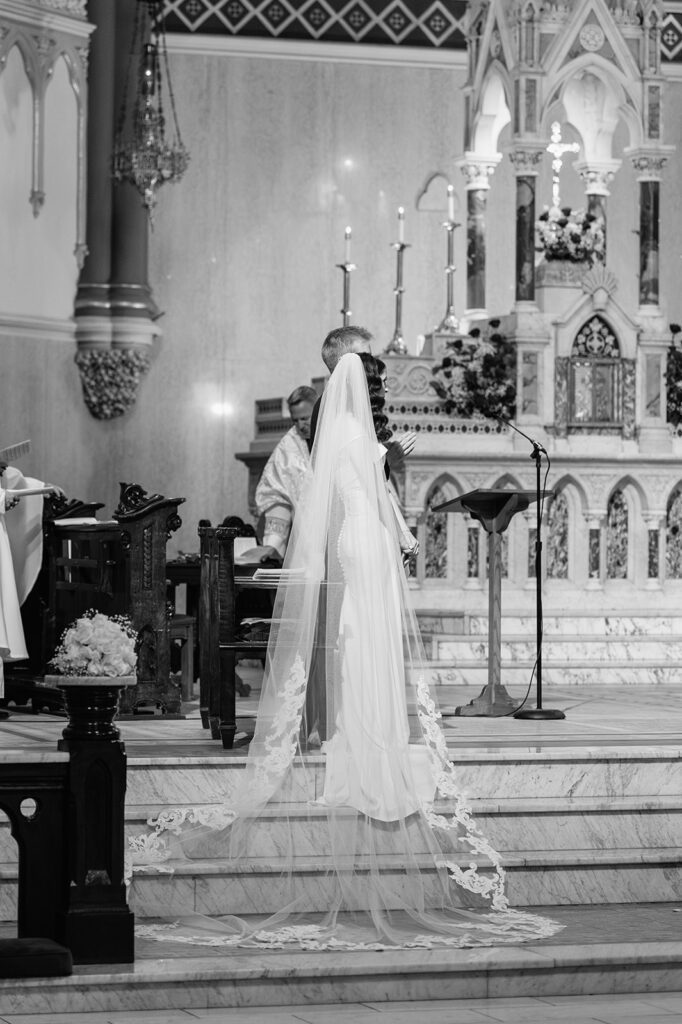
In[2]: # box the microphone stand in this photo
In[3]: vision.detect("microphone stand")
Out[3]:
[495,415,565,721]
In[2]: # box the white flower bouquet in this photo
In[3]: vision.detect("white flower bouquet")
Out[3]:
[49,609,138,678]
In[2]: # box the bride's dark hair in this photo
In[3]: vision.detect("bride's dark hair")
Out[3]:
[358,353,392,443]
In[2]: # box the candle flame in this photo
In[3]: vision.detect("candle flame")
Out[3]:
[398,207,405,217]
[345,226,351,238]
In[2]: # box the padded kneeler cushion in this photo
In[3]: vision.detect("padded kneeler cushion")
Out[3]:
[0,938,73,978]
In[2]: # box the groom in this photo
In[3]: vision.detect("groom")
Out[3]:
[309,325,416,470]
[308,325,373,444]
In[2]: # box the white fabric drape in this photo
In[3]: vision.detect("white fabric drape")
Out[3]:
[131,354,561,949]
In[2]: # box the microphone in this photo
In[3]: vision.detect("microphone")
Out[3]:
[492,412,547,457]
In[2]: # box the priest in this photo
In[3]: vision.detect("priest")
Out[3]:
[254,385,318,559]
[0,459,59,717]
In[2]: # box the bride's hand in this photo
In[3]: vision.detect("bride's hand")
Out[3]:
[385,431,417,469]
[401,538,419,565]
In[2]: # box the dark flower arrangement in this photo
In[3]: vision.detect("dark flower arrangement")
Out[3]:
[535,205,605,265]
[666,323,682,427]
[430,320,516,420]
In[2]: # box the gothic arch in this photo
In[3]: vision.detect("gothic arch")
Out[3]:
[489,473,526,581]
[550,473,588,512]
[0,33,40,88]
[665,483,682,580]
[545,476,587,583]
[608,474,649,515]
[490,471,524,491]
[470,67,512,156]
[604,477,647,582]
[541,62,641,156]
[422,475,461,581]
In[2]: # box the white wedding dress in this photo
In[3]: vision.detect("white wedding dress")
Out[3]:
[320,418,436,821]
[131,354,561,949]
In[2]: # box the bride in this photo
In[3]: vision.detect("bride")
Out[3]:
[131,352,560,949]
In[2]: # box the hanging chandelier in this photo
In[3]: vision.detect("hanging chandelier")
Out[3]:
[112,0,189,221]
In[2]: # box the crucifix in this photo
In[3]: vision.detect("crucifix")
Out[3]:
[547,121,579,208]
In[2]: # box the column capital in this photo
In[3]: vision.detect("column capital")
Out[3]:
[508,147,544,176]
[574,160,621,196]
[628,147,675,181]
[456,152,502,191]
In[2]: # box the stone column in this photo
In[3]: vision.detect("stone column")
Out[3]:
[457,154,501,317]
[584,513,604,589]
[574,160,619,262]
[643,512,665,588]
[509,149,543,305]
[74,0,160,420]
[631,154,668,310]
[554,356,570,438]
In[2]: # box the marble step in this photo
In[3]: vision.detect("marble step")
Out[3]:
[3,792,680,863]
[126,845,682,915]
[119,795,682,861]
[124,749,682,807]
[430,664,682,686]
[1,843,681,926]
[462,614,682,636]
[432,636,682,662]
[3,936,682,1014]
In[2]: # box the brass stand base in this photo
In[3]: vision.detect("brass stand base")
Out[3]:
[514,707,566,720]
[455,683,521,717]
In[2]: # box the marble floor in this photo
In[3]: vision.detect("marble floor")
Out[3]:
[7,989,682,1023]
[4,677,682,755]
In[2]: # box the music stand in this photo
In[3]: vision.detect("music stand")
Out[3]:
[433,488,552,717]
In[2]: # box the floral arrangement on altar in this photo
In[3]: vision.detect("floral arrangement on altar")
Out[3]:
[49,609,138,678]
[430,320,516,420]
[535,205,605,265]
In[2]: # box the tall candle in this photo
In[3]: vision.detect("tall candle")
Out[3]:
[447,184,455,222]
[344,226,352,263]
[398,206,405,243]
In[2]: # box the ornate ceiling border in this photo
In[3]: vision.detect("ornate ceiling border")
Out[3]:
[161,0,467,50]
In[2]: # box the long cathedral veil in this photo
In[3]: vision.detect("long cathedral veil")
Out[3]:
[131,353,561,949]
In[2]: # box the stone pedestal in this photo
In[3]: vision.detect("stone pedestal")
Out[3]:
[535,260,587,315]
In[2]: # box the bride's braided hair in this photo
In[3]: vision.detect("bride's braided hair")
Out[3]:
[358,353,392,443]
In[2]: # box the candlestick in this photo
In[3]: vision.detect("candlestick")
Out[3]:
[398,206,405,243]
[447,184,455,222]
[384,237,410,355]
[437,217,460,333]
[336,258,356,327]
[344,226,352,264]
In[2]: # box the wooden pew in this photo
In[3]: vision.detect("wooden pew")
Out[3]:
[197,520,275,748]
[7,483,185,717]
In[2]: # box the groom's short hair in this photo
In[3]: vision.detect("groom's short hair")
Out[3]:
[321,326,373,372]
